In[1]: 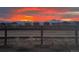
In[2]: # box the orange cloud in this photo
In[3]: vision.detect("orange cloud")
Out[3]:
[8,7,79,22]
[10,7,68,22]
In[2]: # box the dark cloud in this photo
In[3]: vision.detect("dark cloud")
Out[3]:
[66,7,79,11]
[0,7,13,18]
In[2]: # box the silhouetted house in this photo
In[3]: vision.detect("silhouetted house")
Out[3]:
[25,22,33,26]
[33,22,40,26]
[43,22,50,26]
[74,21,79,25]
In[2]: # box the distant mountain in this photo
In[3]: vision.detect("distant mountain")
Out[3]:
[0,19,79,26]
[48,19,64,23]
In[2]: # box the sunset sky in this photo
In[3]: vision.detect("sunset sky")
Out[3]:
[0,7,79,22]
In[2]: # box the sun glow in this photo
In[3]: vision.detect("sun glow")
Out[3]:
[10,15,33,22]
[61,19,73,21]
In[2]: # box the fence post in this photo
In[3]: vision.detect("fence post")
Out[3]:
[3,24,8,47]
[75,26,78,49]
[40,26,43,47]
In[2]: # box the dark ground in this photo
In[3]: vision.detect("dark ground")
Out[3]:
[0,47,78,52]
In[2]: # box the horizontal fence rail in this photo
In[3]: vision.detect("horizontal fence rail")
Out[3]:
[0,25,78,49]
